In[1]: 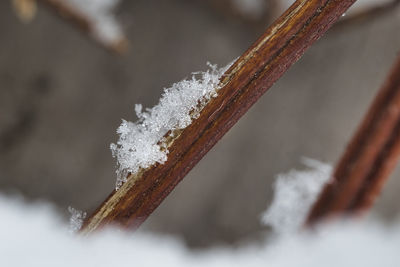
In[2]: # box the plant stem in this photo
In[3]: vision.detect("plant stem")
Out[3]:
[307,53,400,225]
[81,0,357,234]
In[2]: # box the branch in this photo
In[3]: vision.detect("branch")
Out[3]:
[81,0,357,234]
[306,53,400,225]
[37,0,128,54]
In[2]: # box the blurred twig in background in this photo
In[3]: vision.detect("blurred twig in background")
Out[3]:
[307,53,400,225]
[11,0,128,54]
[201,0,400,31]
[337,0,400,27]
[199,0,279,27]
[12,0,37,22]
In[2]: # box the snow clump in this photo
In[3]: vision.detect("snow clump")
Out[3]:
[68,207,87,233]
[111,62,231,189]
[262,158,332,234]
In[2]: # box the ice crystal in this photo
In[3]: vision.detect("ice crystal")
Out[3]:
[111,62,231,189]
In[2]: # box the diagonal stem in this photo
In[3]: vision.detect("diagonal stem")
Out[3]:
[81,0,358,234]
[307,53,400,225]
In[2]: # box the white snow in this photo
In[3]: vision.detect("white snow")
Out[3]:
[262,158,332,234]
[1,194,400,266]
[111,62,231,189]
[68,207,87,233]
[62,0,123,44]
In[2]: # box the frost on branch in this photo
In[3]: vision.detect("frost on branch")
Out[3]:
[262,158,332,234]
[68,207,87,233]
[63,0,124,44]
[111,62,231,189]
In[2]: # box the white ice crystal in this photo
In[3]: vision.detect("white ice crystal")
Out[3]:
[111,62,231,189]
[262,158,332,234]
[68,206,87,233]
[63,0,123,43]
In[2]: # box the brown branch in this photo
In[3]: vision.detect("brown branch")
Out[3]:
[37,0,128,54]
[306,53,400,225]
[81,0,357,234]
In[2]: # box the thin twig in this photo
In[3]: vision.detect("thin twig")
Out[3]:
[306,53,400,225]
[81,0,357,234]
[37,0,128,54]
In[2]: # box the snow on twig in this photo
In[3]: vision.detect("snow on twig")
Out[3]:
[111,62,232,189]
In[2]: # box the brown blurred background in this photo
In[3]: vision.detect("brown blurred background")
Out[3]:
[1,0,400,248]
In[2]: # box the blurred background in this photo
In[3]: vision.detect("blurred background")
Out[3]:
[1,0,400,248]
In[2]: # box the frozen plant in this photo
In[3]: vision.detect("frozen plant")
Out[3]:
[111,62,231,189]
[262,158,332,234]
